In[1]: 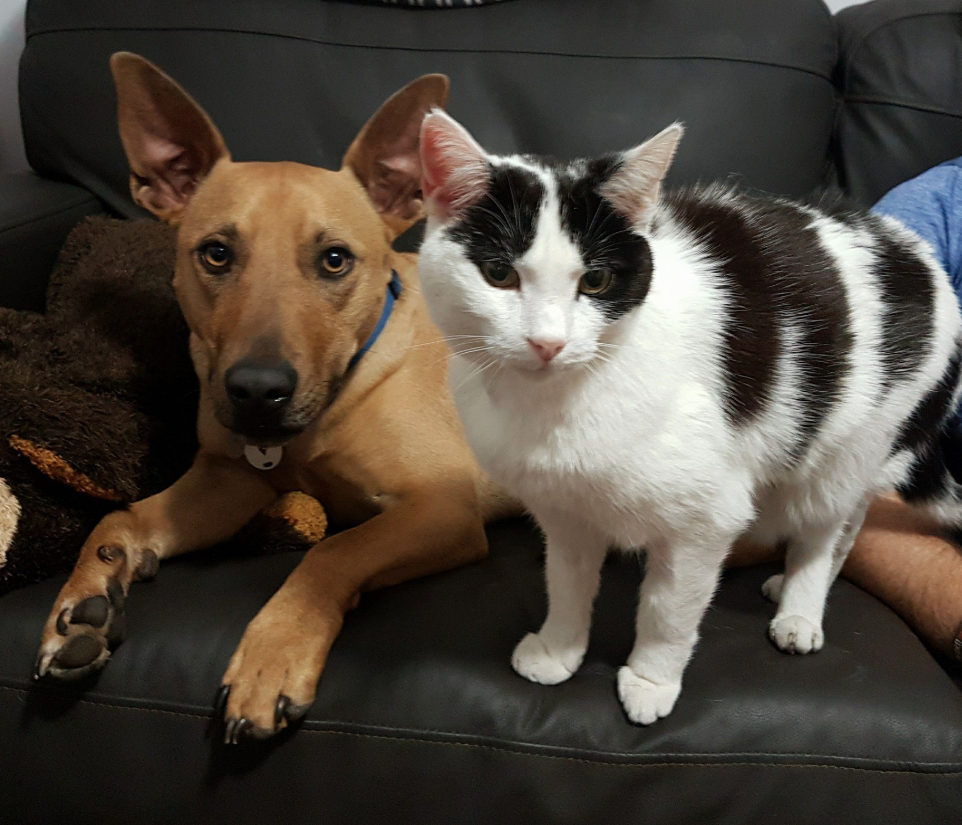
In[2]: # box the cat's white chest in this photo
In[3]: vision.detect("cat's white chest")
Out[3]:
[449,352,731,546]
[450,356,664,538]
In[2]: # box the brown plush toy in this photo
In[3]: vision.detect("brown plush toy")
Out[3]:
[0,216,328,595]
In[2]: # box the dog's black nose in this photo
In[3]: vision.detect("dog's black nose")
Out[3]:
[225,360,298,410]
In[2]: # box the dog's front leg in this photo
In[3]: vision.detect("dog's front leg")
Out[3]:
[35,453,277,680]
[218,485,486,741]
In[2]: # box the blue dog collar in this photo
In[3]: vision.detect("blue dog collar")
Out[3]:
[347,269,403,373]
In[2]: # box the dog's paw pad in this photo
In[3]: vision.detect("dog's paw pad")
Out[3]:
[769,614,823,654]
[70,595,110,628]
[36,632,110,681]
[617,667,681,725]
[36,585,128,681]
[511,632,582,685]
[55,634,104,668]
[761,573,784,603]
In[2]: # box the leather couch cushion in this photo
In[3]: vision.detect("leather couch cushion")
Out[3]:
[1,519,961,824]
[835,0,962,205]
[21,0,837,218]
[0,173,102,311]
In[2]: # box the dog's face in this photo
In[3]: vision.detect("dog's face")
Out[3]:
[174,162,394,443]
[111,53,447,444]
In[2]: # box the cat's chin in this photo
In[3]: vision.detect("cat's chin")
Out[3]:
[512,360,583,381]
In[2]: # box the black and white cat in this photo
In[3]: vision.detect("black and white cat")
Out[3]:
[415,110,962,725]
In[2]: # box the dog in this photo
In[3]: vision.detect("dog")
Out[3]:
[33,53,516,742]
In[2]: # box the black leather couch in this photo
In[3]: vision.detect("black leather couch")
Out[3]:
[2,1,962,822]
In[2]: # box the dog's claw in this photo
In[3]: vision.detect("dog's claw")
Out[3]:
[134,549,159,583]
[105,610,127,648]
[106,579,126,611]
[287,701,311,724]
[55,609,69,636]
[224,716,252,745]
[275,695,290,729]
[214,685,231,717]
[223,718,236,745]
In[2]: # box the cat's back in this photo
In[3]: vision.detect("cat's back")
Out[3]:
[650,185,959,463]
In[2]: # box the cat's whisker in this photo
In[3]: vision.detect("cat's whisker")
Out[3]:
[451,354,498,394]
[397,334,489,354]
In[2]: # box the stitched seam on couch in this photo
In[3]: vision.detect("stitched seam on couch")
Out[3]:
[842,95,962,120]
[2,684,960,773]
[25,27,836,84]
[0,198,101,236]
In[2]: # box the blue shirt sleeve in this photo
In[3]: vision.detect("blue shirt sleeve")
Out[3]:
[872,163,962,296]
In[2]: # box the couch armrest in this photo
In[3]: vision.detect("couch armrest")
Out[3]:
[0,173,104,311]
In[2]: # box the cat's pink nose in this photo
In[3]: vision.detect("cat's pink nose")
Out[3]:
[527,337,566,362]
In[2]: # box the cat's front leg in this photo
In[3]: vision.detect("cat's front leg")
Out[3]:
[512,512,609,685]
[618,536,732,725]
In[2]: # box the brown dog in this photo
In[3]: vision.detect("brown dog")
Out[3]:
[34,53,515,742]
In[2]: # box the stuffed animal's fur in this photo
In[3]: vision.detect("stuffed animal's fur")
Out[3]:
[0,216,326,595]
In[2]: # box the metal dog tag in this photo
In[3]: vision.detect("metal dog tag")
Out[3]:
[244,445,283,470]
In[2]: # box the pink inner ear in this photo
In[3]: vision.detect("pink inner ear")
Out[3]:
[371,157,422,221]
[420,118,489,219]
[133,131,206,209]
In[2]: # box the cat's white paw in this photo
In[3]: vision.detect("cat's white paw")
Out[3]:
[761,573,784,603]
[616,667,681,725]
[769,614,824,654]
[511,632,584,685]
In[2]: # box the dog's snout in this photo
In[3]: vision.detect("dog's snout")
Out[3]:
[225,360,298,409]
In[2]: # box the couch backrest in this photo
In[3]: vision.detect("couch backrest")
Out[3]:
[834,0,962,205]
[20,0,838,218]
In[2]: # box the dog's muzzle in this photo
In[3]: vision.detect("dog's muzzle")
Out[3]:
[224,359,300,441]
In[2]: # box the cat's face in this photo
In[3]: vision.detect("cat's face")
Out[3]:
[417,111,682,378]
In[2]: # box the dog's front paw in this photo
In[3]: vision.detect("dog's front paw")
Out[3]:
[511,632,584,685]
[761,573,784,603]
[616,667,681,725]
[218,601,339,743]
[769,614,823,654]
[35,565,132,681]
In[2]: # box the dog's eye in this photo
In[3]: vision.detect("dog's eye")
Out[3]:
[579,269,612,296]
[319,247,354,277]
[481,261,520,289]
[198,241,233,273]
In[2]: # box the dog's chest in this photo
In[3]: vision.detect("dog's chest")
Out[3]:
[268,453,382,530]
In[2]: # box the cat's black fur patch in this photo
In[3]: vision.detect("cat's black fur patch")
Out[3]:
[873,232,935,392]
[807,198,935,394]
[665,191,853,458]
[557,156,654,321]
[446,163,544,271]
[892,340,962,513]
[893,342,962,459]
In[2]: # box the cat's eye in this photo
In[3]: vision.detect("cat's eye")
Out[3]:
[198,241,233,273]
[481,261,520,289]
[579,269,613,296]
[319,246,355,277]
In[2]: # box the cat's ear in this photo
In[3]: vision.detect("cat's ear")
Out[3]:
[420,109,489,221]
[602,123,684,230]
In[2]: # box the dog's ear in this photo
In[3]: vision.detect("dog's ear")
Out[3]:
[111,52,230,224]
[342,74,450,237]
